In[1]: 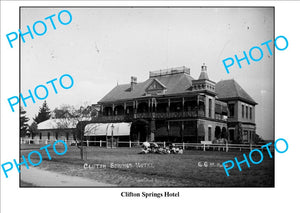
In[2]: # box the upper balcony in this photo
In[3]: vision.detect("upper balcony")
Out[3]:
[96,95,228,123]
[96,110,227,123]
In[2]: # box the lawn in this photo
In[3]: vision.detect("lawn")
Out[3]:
[20,144,274,187]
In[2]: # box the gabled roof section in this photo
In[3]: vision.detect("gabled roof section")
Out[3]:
[99,72,194,103]
[145,78,167,92]
[215,79,257,105]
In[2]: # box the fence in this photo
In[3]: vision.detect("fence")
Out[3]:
[20,138,76,146]
[21,138,274,152]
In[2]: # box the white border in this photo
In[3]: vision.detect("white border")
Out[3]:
[1,1,300,213]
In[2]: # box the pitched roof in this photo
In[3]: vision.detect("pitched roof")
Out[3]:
[38,119,77,130]
[98,69,257,105]
[99,72,194,103]
[38,119,76,130]
[215,79,257,105]
[145,78,167,91]
[37,118,90,130]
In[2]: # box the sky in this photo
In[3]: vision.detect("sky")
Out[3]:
[21,7,274,139]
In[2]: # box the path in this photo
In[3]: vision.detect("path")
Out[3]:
[21,166,115,187]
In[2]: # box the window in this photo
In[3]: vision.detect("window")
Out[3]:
[208,127,212,141]
[250,107,252,120]
[39,133,42,140]
[208,99,212,118]
[47,132,50,140]
[242,105,244,118]
[229,129,235,141]
[246,106,248,119]
[228,104,235,117]
[66,132,69,140]
[243,130,248,142]
[55,132,58,139]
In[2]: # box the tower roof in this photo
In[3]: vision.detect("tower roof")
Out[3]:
[199,71,209,80]
[215,79,257,105]
[199,63,209,80]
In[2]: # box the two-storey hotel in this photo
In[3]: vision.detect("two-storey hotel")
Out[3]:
[88,64,257,144]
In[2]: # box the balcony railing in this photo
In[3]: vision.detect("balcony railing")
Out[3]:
[155,111,204,119]
[98,115,127,122]
[98,110,207,122]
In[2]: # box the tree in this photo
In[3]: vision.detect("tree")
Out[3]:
[20,107,29,137]
[53,104,98,120]
[28,122,38,139]
[53,104,96,160]
[53,104,76,119]
[33,101,51,124]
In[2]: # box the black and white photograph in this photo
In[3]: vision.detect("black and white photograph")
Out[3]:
[19,7,275,187]
[2,1,300,213]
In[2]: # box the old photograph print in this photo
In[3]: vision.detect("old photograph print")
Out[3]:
[20,7,274,187]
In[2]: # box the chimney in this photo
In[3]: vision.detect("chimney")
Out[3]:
[130,76,137,90]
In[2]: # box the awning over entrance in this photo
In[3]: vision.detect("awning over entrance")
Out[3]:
[84,123,108,136]
[84,122,132,136]
[107,122,131,136]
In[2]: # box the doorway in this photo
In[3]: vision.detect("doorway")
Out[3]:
[130,119,149,142]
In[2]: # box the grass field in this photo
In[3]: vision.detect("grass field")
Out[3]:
[20,144,274,187]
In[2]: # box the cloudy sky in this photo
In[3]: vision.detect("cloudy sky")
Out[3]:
[21,7,274,139]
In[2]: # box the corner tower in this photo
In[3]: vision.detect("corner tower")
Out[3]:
[192,63,216,119]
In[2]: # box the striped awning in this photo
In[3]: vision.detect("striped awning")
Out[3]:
[107,123,131,136]
[84,122,131,136]
[84,123,108,136]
